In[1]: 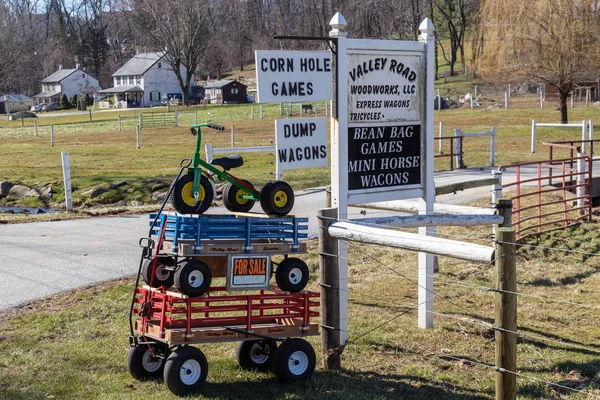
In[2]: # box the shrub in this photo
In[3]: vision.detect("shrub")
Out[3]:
[60,94,72,109]
[70,94,78,107]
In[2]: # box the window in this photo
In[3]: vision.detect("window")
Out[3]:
[136,76,141,85]
[82,73,85,78]
[158,62,162,68]
[116,77,121,86]
[150,91,160,102]
[231,88,238,94]
[129,76,134,85]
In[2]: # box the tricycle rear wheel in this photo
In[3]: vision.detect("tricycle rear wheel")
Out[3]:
[223,179,256,213]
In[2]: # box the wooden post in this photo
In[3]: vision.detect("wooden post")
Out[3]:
[582,120,587,155]
[138,114,143,130]
[470,93,473,110]
[136,125,140,149]
[21,117,24,127]
[50,124,54,147]
[326,185,332,208]
[490,127,496,166]
[589,119,594,155]
[540,90,543,109]
[260,104,263,120]
[89,109,92,122]
[231,126,235,148]
[496,198,512,228]
[505,92,508,109]
[175,111,179,127]
[61,152,73,211]
[437,88,441,110]
[319,207,341,370]
[439,121,444,154]
[118,115,122,131]
[495,226,517,400]
[280,102,283,116]
[300,103,303,116]
[34,120,38,137]
[531,120,536,153]
[454,129,462,168]
[508,84,511,98]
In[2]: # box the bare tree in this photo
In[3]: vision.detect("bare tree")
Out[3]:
[475,0,600,123]
[132,0,213,105]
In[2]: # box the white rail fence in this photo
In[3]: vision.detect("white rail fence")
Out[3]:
[531,119,593,154]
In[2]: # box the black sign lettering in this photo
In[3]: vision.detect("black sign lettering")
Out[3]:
[348,125,421,190]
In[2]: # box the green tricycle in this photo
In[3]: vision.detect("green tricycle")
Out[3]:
[170,123,295,216]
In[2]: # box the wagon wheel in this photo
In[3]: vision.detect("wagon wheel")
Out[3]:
[260,181,294,216]
[171,173,214,215]
[275,258,309,293]
[127,345,165,381]
[174,259,212,297]
[272,339,316,383]
[164,346,208,396]
[223,179,256,213]
[236,340,277,372]
[141,257,175,288]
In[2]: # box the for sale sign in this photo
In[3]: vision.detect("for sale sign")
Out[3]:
[227,255,271,291]
[255,50,333,103]
[275,117,328,171]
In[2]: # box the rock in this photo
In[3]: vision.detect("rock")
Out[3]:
[130,200,143,207]
[109,181,128,190]
[7,185,39,199]
[0,181,14,197]
[40,185,55,200]
[126,188,135,193]
[35,209,46,214]
[116,200,127,206]
[151,182,169,191]
[81,187,109,198]
[433,96,450,110]
[487,104,501,109]
[152,191,168,201]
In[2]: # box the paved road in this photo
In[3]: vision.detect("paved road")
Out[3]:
[0,164,580,311]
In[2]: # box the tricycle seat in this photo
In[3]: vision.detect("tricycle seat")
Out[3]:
[211,154,243,170]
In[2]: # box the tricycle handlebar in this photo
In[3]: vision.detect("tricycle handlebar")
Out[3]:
[190,123,225,134]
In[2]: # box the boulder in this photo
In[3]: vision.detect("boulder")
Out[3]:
[433,96,450,110]
[116,200,127,206]
[130,200,143,207]
[487,104,501,109]
[108,181,128,190]
[7,185,38,199]
[40,185,55,200]
[81,187,109,198]
[0,181,14,197]
[152,191,168,201]
[151,182,169,191]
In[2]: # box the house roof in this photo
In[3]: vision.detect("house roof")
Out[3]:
[1,94,32,102]
[112,52,165,76]
[98,85,144,94]
[204,79,247,89]
[41,69,78,83]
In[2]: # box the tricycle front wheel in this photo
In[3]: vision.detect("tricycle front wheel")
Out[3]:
[171,173,213,215]
[260,181,294,216]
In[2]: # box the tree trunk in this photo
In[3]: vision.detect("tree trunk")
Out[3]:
[559,88,569,124]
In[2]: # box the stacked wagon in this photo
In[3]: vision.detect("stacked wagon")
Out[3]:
[127,212,320,396]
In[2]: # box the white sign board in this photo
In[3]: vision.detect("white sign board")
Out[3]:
[227,254,271,291]
[255,50,333,103]
[276,117,328,171]
[348,53,422,123]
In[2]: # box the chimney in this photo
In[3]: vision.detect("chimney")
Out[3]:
[59,64,63,70]
[76,63,80,69]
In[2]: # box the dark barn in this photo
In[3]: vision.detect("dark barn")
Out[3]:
[204,80,248,104]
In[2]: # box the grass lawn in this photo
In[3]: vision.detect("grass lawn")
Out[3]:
[2,220,600,399]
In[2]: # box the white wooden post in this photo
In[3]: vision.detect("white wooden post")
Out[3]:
[231,126,235,148]
[300,103,303,116]
[329,12,350,342]
[508,84,511,98]
[205,143,214,163]
[540,90,543,108]
[280,102,283,116]
[470,93,473,110]
[582,120,587,154]
[577,153,585,211]
[419,17,436,329]
[531,120,536,153]
[454,128,462,168]
[289,102,292,115]
[61,152,73,212]
[589,120,594,154]
[437,88,441,110]
[505,92,508,109]
[118,115,122,131]
[586,88,590,107]
[439,121,444,154]
[50,124,54,147]
[474,85,478,98]
[34,120,38,137]
[260,104,263,120]
[136,125,140,149]
[175,111,179,127]
[138,114,143,130]
[490,127,496,166]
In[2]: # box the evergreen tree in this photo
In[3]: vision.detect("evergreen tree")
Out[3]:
[60,94,72,110]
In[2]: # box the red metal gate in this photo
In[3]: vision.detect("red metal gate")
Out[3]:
[498,156,592,240]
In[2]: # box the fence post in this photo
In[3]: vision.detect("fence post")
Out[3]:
[300,103,303,116]
[586,88,590,107]
[175,111,179,127]
[589,120,594,155]
[89,109,92,122]
[540,90,543,109]
[470,93,473,110]
[21,117,24,127]
[571,94,574,108]
[437,88,441,110]
[474,85,478,98]
[438,121,444,154]
[495,225,517,400]
[508,84,511,98]
[325,102,329,117]
[118,115,122,131]
[61,152,73,212]
[139,114,143,130]
[34,120,38,137]
[136,125,140,149]
[490,127,496,166]
[531,120,536,153]
[280,102,283,116]
[260,104,263,120]
[319,207,342,370]
[50,124,54,147]
[505,92,508,110]
[454,129,462,168]
[581,120,587,155]
[577,153,586,214]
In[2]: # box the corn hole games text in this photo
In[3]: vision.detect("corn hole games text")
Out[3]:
[255,50,333,103]
[347,52,423,196]
[276,117,328,171]
[227,254,271,291]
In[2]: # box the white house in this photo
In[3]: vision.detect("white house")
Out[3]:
[98,52,190,108]
[33,65,101,105]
